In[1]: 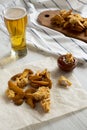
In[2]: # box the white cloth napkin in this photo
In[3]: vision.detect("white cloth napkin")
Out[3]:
[0,0,87,63]
[0,57,87,130]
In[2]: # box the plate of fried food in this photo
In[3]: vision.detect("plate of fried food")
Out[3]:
[37,9,87,42]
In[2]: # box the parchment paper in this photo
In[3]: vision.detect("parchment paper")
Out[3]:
[0,57,87,130]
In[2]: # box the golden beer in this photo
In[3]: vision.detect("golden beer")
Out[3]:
[4,7,27,56]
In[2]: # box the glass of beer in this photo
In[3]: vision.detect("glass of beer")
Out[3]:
[4,7,27,57]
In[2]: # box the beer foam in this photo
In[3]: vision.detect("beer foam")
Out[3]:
[4,7,27,20]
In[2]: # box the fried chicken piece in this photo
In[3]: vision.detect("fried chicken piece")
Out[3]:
[29,75,42,81]
[30,80,52,89]
[8,80,25,97]
[11,69,33,88]
[16,77,29,88]
[6,89,15,99]
[25,87,36,98]
[60,9,72,20]
[68,14,84,31]
[6,87,24,105]
[83,20,87,28]
[40,98,50,112]
[25,87,36,94]
[16,69,33,88]
[26,98,35,108]
[14,99,24,106]
[33,86,50,101]
[51,14,65,26]
[58,76,72,87]
[29,69,52,89]
[24,87,36,108]
[13,94,24,105]
[7,81,25,105]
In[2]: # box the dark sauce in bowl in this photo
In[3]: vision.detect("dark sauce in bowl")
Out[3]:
[57,54,77,72]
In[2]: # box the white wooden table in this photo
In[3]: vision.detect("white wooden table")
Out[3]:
[0,24,87,130]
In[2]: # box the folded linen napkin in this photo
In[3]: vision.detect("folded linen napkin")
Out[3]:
[0,0,87,64]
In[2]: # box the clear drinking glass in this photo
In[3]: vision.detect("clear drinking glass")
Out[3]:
[4,7,28,57]
[0,7,28,68]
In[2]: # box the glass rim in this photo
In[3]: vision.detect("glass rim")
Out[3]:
[3,6,27,20]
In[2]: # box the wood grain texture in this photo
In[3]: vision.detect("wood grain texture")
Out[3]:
[37,10,87,43]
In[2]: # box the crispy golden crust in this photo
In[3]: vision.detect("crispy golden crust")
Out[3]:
[24,88,36,99]
[33,86,50,101]
[58,75,72,87]
[11,69,33,88]
[13,95,24,105]
[26,98,36,108]
[29,69,52,89]
[40,98,50,112]
[6,89,15,99]
[25,87,36,94]
[8,80,24,96]
[13,99,24,106]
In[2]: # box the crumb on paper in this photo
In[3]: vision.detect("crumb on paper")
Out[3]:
[58,75,72,87]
